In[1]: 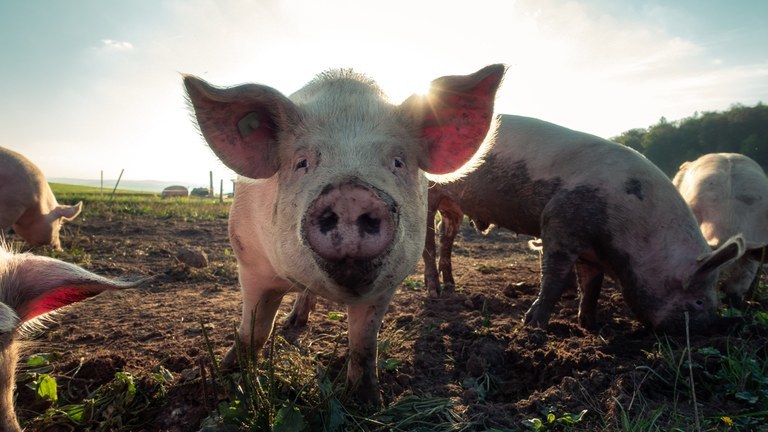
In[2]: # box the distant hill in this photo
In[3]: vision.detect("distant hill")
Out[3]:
[48,178,211,193]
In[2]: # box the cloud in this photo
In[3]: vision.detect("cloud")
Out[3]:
[101,39,134,51]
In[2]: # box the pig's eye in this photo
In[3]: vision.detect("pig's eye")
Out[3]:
[392,157,405,170]
[295,158,309,172]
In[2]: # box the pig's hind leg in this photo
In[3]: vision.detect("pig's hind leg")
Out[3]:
[284,290,317,328]
[575,261,604,330]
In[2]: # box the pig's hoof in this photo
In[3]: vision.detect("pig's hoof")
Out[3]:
[220,346,240,371]
[578,316,597,331]
[352,388,383,411]
[283,311,309,329]
[523,310,549,329]
[442,282,456,296]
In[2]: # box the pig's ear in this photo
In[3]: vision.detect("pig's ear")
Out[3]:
[745,242,768,261]
[183,75,300,179]
[687,235,746,289]
[8,253,143,322]
[401,64,506,175]
[53,201,82,222]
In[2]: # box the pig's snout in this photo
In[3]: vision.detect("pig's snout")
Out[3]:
[306,182,397,262]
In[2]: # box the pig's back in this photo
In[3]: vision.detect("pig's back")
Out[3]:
[434,115,677,237]
[675,153,768,247]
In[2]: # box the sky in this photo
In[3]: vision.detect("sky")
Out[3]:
[1,0,766,191]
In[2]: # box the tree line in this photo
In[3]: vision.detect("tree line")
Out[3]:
[612,103,768,177]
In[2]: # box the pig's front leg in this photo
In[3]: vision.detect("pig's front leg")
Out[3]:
[438,206,463,291]
[524,241,578,328]
[346,292,393,407]
[222,272,291,367]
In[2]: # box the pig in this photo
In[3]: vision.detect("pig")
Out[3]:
[184,65,505,405]
[0,146,82,250]
[0,243,141,432]
[672,153,768,306]
[421,114,745,332]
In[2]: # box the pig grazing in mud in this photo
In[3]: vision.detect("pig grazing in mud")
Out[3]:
[673,153,768,306]
[184,65,505,405]
[423,114,746,332]
[0,146,82,250]
[0,243,141,432]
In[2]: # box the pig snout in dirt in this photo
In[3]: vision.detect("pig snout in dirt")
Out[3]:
[0,243,143,432]
[420,114,745,335]
[184,64,506,407]
[673,152,768,307]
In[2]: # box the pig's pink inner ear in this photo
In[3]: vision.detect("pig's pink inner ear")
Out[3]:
[184,76,299,179]
[414,64,505,175]
[18,286,100,322]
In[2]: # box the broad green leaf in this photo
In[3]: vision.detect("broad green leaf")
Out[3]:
[274,405,306,432]
[36,374,58,403]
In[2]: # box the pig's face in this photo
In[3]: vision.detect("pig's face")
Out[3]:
[718,257,761,304]
[12,202,82,250]
[639,236,745,332]
[270,77,427,298]
[647,277,719,333]
[185,66,505,302]
[12,217,58,249]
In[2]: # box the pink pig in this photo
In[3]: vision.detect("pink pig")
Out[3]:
[184,65,505,405]
[0,146,82,250]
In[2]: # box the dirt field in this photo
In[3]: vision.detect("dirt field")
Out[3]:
[12,214,768,431]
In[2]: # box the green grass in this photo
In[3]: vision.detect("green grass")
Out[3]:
[49,182,155,196]
[50,182,231,221]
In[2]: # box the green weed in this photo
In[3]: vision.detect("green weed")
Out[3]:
[521,408,588,431]
[402,276,425,291]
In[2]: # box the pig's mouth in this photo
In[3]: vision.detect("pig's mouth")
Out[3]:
[315,256,387,295]
[302,180,399,294]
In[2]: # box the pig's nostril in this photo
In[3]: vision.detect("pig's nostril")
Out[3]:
[357,213,381,235]
[318,209,339,234]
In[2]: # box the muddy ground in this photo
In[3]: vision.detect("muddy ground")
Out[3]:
[11,213,768,431]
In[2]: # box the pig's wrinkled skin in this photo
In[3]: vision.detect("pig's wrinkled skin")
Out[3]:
[673,153,768,306]
[423,115,745,333]
[0,243,141,432]
[184,65,505,405]
[0,146,82,250]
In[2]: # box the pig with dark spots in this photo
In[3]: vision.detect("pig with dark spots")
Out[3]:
[0,243,142,432]
[423,114,745,333]
[0,147,82,250]
[184,65,505,406]
[673,153,768,306]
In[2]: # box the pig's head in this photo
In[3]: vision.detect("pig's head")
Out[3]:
[642,235,746,333]
[12,201,82,250]
[0,244,141,432]
[184,65,504,301]
[716,242,766,307]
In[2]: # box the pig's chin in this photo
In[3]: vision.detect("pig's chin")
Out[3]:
[314,254,388,297]
[652,309,717,335]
